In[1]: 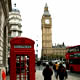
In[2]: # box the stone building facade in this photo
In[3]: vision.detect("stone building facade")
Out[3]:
[0,0,12,67]
[8,7,22,55]
[41,4,67,60]
[0,0,12,78]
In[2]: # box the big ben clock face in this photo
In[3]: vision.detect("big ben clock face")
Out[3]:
[45,19,50,24]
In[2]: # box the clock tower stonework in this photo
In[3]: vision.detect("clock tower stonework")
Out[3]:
[41,3,53,59]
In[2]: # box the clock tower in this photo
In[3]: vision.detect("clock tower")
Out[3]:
[41,3,52,48]
[41,3,52,58]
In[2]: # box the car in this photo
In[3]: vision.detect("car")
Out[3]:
[41,60,48,66]
[52,60,60,64]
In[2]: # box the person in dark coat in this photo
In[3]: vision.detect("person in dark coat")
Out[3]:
[57,63,68,80]
[42,64,53,80]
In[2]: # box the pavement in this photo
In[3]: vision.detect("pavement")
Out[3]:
[36,70,56,80]
[7,70,55,80]
[7,66,80,80]
[36,69,80,80]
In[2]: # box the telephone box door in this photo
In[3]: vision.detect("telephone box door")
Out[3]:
[16,55,29,80]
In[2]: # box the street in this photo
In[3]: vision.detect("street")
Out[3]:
[36,70,80,80]
[7,66,80,80]
[36,66,80,80]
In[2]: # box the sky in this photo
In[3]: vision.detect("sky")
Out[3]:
[12,0,80,58]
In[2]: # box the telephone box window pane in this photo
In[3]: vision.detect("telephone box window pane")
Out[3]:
[14,45,32,48]
[21,75,24,78]
[17,75,20,78]
[21,77,24,80]
[17,78,20,80]
[16,68,20,73]
[21,56,25,60]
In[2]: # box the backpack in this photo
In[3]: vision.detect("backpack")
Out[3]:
[60,66,68,78]
[53,64,56,70]
[60,66,66,73]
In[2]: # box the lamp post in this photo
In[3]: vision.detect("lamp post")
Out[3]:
[35,40,38,61]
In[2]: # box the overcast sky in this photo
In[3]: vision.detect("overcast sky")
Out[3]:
[12,0,80,58]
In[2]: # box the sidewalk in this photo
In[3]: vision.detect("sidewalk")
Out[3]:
[7,70,56,80]
[7,66,57,80]
[7,68,80,80]
[36,70,43,80]
[36,70,55,80]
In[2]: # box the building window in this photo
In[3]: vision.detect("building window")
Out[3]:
[0,40,1,46]
[0,60,3,64]
[11,25,18,30]
[11,31,18,37]
[0,56,2,60]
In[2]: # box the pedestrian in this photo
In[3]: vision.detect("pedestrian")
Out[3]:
[57,63,68,80]
[37,61,41,70]
[53,63,56,76]
[53,62,59,80]
[2,69,6,80]
[42,64,53,80]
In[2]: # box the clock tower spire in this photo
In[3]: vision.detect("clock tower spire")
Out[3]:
[43,3,50,16]
[41,3,52,48]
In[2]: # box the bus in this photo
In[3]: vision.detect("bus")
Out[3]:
[65,45,80,72]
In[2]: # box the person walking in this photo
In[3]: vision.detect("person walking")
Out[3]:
[42,64,53,80]
[57,63,68,80]
[53,62,59,80]
[2,69,6,80]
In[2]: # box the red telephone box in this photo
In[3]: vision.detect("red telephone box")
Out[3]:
[10,37,35,80]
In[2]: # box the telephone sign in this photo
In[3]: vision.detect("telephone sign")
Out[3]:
[14,45,32,48]
[10,37,35,80]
